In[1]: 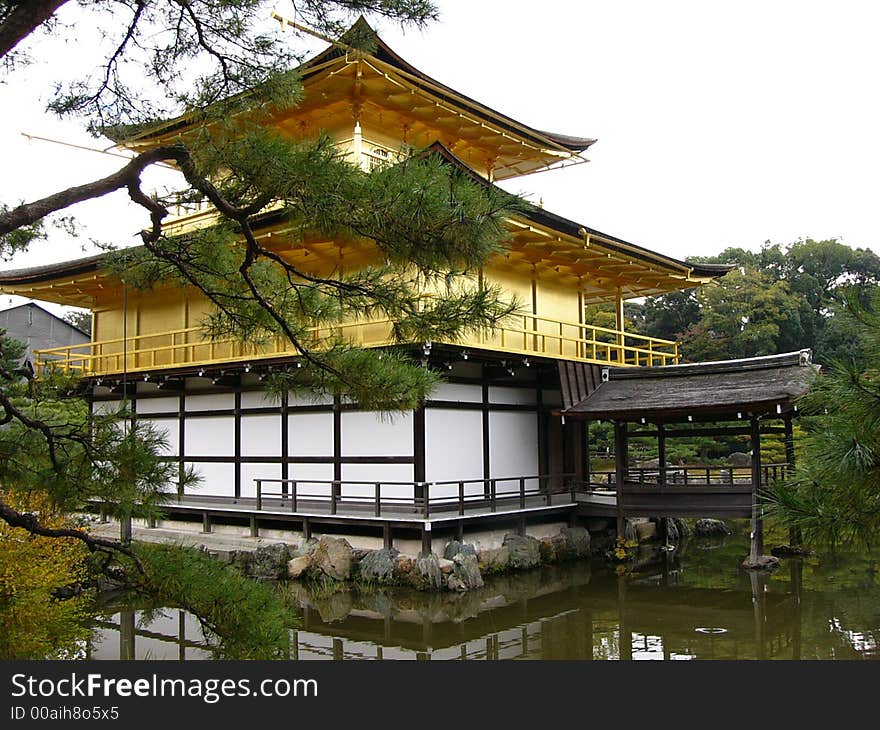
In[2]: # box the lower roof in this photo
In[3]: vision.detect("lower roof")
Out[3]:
[559,350,819,422]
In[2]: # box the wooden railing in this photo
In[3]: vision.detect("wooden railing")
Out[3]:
[587,463,790,489]
[252,474,578,520]
[33,313,679,377]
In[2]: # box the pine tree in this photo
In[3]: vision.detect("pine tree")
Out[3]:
[0,1,518,649]
[767,287,880,547]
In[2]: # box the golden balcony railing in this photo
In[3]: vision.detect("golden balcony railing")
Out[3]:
[33,314,679,377]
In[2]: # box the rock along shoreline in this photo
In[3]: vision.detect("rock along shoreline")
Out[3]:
[224,526,596,592]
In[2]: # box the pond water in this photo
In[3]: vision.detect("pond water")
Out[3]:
[87,525,880,660]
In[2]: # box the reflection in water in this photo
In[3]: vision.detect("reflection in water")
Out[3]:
[90,530,880,660]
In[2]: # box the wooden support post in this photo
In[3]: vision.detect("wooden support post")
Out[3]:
[614,421,628,537]
[421,522,432,555]
[302,517,311,541]
[455,521,464,542]
[585,421,591,485]
[614,287,625,362]
[784,413,796,472]
[383,523,392,550]
[784,414,802,546]
[250,515,258,538]
[573,420,585,483]
[749,417,764,563]
[517,515,526,536]
[119,609,135,661]
[202,512,211,534]
[658,422,666,487]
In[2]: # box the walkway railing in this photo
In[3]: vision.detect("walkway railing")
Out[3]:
[252,474,578,519]
[587,463,791,489]
[33,313,679,377]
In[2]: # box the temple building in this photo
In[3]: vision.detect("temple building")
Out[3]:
[0,19,734,527]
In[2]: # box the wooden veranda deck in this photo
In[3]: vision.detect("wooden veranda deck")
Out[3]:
[126,464,787,548]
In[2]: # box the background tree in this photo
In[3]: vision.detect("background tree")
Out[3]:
[0,329,25,372]
[631,238,880,364]
[679,266,803,361]
[62,309,91,336]
[627,288,701,344]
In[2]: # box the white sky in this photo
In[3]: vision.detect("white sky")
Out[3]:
[2,0,880,314]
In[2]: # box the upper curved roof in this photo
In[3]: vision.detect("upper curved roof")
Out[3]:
[114,17,595,180]
[299,17,596,154]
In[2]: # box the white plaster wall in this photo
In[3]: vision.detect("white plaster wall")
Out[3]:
[184,416,234,456]
[340,463,414,499]
[240,414,281,457]
[139,417,178,456]
[425,408,483,496]
[240,390,280,409]
[488,386,536,405]
[489,411,538,487]
[185,393,234,411]
[186,461,235,497]
[341,411,413,457]
[137,396,179,414]
[288,412,333,456]
[93,400,122,415]
[287,463,334,499]
[288,391,333,407]
[240,462,282,498]
[430,382,482,403]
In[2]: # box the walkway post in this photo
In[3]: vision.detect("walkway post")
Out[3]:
[614,421,628,537]
[749,416,764,563]
[657,422,666,487]
[784,413,802,546]
[584,420,591,485]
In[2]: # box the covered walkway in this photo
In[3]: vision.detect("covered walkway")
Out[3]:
[558,350,819,561]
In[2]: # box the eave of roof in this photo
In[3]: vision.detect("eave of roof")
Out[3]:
[0,254,105,286]
[424,142,733,280]
[0,144,732,292]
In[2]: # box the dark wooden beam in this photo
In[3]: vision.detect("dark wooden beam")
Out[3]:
[631,425,787,438]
